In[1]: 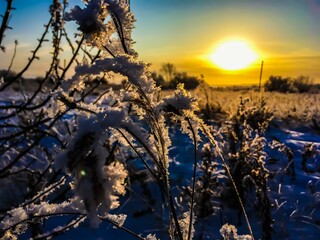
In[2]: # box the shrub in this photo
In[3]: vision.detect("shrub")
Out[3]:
[264,75,315,93]
[168,72,202,90]
[154,67,202,90]
[291,75,314,93]
[223,97,273,239]
[264,75,291,93]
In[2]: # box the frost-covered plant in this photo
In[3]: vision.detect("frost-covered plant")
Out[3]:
[178,211,195,240]
[0,1,258,240]
[220,223,252,240]
[0,0,141,238]
[269,140,295,178]
[228,97,273,134]
[1,0,196,238]
[223,97,272,240]
[301,143,319,172]
[55,115,128,227]
[180,143,223,219]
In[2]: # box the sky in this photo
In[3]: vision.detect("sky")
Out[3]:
[1,0,320,86]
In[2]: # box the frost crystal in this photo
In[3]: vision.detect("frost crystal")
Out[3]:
[74,55,156,95]
[106,213,127,227]
[65,0,108,40]
[178,211,195,240]
[54,111,128,227]
[161,83,198,115]
[144,234,159,240]
[0,200,78,238]
[220,224,252,240]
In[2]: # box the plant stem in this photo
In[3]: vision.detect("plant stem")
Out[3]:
[199,121,255,240]
[187,118,197,240]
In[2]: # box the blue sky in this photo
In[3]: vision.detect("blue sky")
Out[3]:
[1,0,320,85]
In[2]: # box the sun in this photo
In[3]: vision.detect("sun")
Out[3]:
[209,40,258,70]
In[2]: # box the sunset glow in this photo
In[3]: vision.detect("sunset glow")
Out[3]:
[0,0,320,85]
[209,40,258,70]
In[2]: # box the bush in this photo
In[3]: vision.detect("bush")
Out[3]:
[264,75,291,93]
[153,64,202,90]
[264,75,315,93]
[0,69,16,83]
[151,71,165,87]
[168,72,202,90]
[291,75,314,93]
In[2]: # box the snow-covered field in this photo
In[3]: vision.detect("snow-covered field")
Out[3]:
[1,90,320,240]
[52,121,320,239]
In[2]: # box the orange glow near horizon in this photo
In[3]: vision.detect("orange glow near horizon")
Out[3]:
[208,40,259,71]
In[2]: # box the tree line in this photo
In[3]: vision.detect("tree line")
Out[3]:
[2,67,319,93]
[264,75,319,93]
[152,63,203,90]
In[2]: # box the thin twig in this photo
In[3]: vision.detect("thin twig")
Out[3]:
[4,39,18,78]
[116,128,159,182]
[59,36,84,81]
[0,17,53,91]
[187,118,197,240]
[0,0,14,48]
[33,216,86,240]
[110,12,129,54]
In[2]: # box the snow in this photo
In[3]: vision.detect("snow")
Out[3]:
[47,123,320,239]
[1,88,319,239]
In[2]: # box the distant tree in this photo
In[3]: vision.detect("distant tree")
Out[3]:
[291,75,313,93]
[264,75,315,93]
[264,75,292,93]
[168,72,201,90]
[160,62,176,81]
[158,63,203,90]
[0,69,17,83]
[151,71,166,87]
